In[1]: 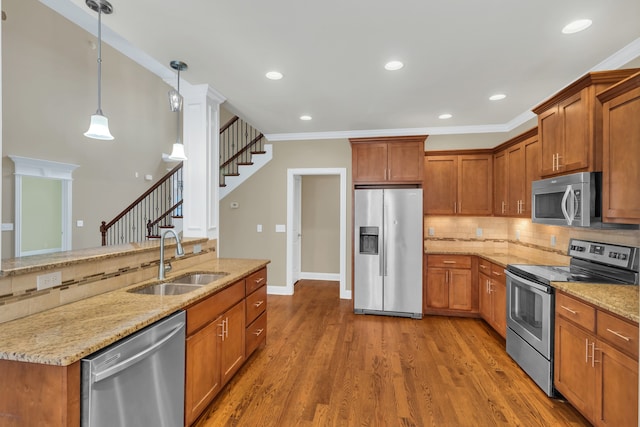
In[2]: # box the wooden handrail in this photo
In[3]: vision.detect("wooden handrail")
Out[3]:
[220,133,264,169]
[147,200,183,232]
[220,116,239,133]
[101,162,183,231]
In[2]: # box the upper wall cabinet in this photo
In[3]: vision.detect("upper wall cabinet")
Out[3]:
[493,128,539,217]
[350,135,427,184]
[532,69,639,178]
[424,152,493,215]
[597,72,640,224]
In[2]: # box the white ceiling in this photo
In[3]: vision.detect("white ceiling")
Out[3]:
[44,0,640,141]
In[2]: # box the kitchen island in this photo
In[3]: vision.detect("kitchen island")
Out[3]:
[0,257,269,427]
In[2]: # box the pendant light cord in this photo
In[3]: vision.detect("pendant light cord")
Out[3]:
[176,68,181,144]
[96,5,103,115]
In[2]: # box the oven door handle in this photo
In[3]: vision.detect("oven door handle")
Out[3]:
[505,270,552,294]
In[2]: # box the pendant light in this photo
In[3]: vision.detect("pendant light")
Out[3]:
[84,0,114,140]
[168,60,188,161]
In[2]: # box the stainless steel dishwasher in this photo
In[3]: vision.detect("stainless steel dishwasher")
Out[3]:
[81,310,186,427]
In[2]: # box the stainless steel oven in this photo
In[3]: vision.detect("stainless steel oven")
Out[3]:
[506,239,638,398]
[505,270,554,396]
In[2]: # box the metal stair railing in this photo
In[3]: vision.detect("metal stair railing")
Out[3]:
[219,116,265,187]
[100,162,183,246]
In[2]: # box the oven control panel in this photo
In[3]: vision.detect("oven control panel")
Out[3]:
[568,239,638,270]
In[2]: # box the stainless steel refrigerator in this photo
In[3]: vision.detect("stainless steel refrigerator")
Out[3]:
[354,187,422,318]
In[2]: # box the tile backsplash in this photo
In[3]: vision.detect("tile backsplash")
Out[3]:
[425,216,640,264]
[0,239,218,324]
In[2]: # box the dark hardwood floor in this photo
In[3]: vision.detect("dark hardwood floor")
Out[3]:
[194,280,590,426]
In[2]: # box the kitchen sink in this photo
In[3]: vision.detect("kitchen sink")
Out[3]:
[128,282,203,296]
[171,272,228,285]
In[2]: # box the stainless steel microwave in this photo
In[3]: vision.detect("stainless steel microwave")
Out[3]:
[531,172,599,227]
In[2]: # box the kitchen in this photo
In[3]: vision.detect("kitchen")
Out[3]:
[1,0,640,426]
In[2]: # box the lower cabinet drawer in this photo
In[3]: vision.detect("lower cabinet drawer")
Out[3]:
[246,311,267,356]
[246,285,267,324]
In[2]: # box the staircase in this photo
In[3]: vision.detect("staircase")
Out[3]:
[100,116,271,246]
[219,116,271,199]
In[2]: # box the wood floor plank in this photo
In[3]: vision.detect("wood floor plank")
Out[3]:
[193,280,590,427]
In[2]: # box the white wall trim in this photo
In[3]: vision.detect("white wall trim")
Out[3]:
[9,156,78,257]
[286,168,348,299]
[299,272,340,281]
[267,285,293,296]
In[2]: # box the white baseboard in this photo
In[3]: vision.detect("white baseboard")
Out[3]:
[298,272,340,281]
[267,285,293,295]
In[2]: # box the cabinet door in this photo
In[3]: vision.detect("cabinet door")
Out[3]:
[387,141,423,182]
[352,143,388,182]
[426,268,448,309]
[185,317,222,426]
[448,269,472,311]
[478,272,491,322]
[424,156,457,214]
[595,340,639,427]
[493,150,508,216]
[458,155,492,215]
[554,317,595,420]
[522,136,540,216]
[539,105,561,177]
[491,277,506,338]
[220,301,246,385]
[507,144,525,216]
[560,91,590,173]
[602,86,640,224]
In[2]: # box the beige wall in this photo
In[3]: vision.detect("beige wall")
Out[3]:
[2,0,176,257]
[219,139,352,288]
[301,175,340,274]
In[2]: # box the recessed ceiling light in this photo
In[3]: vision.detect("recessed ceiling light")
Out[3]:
[265,71,283,80]
[384,61,404,71]
[438,113,452,120]
[489,94,506,101]
[562,19,592,34]
[300,115,312,121]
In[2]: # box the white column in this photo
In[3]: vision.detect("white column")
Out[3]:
[181,84,226,240]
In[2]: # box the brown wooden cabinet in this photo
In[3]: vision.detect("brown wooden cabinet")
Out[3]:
[478,258,506,338]
[425,255,477,316]
[533,69,639,178]
[493,128,539,217]
[350,135,426,184]
[245,267,267,357]
[424,153,492,215]
[597,71,640,224]
[554,291,639,427]
[185,280,246,426]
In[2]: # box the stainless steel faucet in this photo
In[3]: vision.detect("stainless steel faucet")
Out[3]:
[158,229,185,280]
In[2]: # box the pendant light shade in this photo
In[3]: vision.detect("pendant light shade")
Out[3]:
[84,114,114,140]
[169,142,187,161]
[168,60,188,160]
[84,0,114,140]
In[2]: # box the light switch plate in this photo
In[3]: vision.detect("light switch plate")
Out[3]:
[275,224,286,233]
[257,224,263,233]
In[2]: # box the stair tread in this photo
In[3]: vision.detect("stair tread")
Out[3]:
[251,151,266,155]
[237,162,254,166]
[224,173,240,177]
[172,215,183,219]
[158,225,175,229]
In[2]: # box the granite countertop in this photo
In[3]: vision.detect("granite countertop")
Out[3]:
[426,248,638,324]
[0,237,209,276]
[425,249,536,268]
[0,258,269,366]
[552,282,639,323]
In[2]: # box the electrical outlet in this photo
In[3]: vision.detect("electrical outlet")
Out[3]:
[37,271,62,291]
[193,244,202,254]
[476,227,483,237]
[550,235,556,247]
[257,224,263,233]
[428,227,435,236]
[515,230,520,241]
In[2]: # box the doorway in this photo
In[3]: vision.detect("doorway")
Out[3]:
[286,168,348,299]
